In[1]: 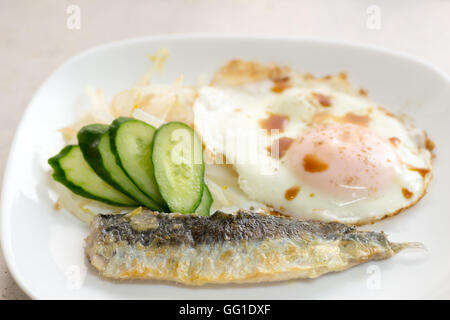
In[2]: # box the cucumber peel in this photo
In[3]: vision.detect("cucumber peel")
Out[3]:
[195,184,213,216]
[110,117,166,206]
[78,124,165,211]
[152,122,205,213]
[48,145,137,207]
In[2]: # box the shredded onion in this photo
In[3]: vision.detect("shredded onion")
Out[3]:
[53,48,252,223]
[132,109,166,128]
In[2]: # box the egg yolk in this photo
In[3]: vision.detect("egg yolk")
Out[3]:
[287,123,400,200]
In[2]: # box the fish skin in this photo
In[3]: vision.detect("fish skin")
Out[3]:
[85,210,416,285]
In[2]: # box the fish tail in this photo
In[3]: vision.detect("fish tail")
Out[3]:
[391,242,426,253]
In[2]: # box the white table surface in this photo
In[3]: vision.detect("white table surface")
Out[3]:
[0,0,449,300]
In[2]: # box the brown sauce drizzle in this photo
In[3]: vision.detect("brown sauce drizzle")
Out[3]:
[259,113,289,133]
[389,137,401,146]
[343,112,370,127]
[312,92,332,107]
[406,164,430,178]
[303,154,329,172]
[271,76,291,93]
[312,112,370,127]
[402,188,413,199]
[285,186,300,201]
[267,137,294,158]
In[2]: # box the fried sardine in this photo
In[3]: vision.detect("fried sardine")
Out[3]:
[85,210,418,285]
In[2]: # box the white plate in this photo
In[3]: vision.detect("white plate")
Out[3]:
[2,35,450,300]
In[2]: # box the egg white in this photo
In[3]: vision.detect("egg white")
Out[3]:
[194,80,433,224]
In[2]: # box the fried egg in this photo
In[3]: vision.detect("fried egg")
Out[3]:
[194,61,433,224]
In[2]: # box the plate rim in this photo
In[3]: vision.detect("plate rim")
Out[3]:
[2,33,449,299]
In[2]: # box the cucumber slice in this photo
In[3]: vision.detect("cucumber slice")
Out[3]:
[78,124,166,211]
[48,145,137,207]
[110,117,165,206]
[152,122,204,213]
[194,184,213,216]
